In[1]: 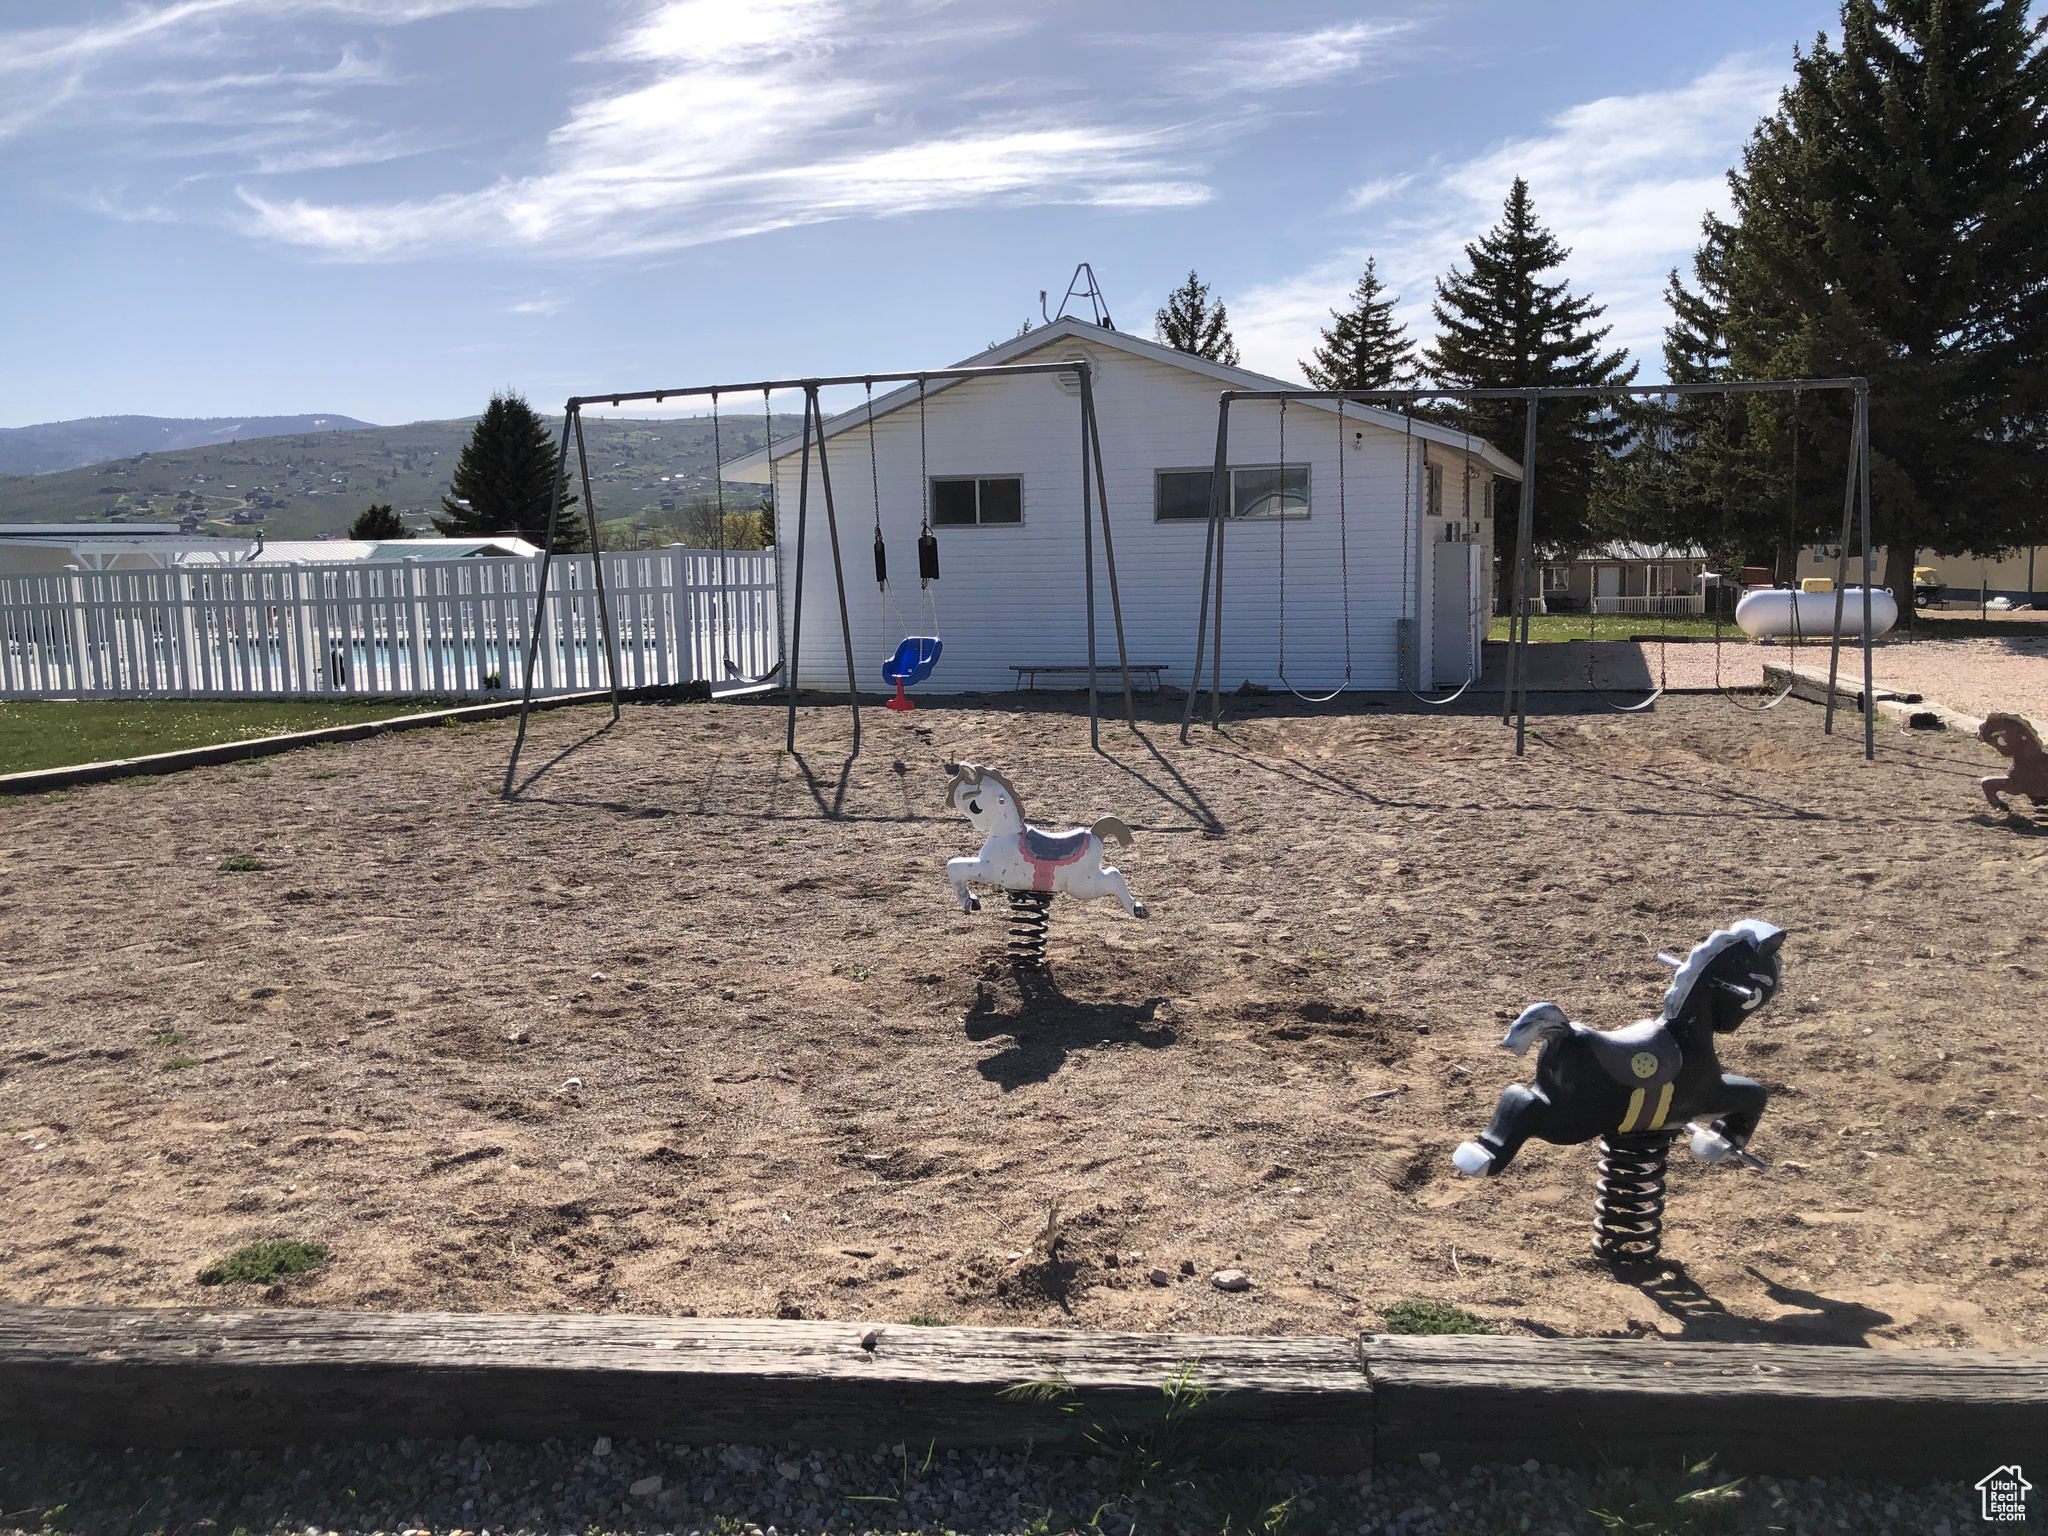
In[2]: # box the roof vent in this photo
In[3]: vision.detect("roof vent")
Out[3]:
[1054,347,1097,396]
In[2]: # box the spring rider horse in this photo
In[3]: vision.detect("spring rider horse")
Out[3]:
[1978,713,2048,813]
[1451,918,1784,1265]
[941,761,1148,966]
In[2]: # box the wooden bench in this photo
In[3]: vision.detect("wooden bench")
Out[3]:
[1012,663,1164,692]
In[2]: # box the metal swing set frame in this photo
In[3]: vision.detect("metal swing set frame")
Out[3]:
[1179,377,1880,761]
[502,360,1138,794]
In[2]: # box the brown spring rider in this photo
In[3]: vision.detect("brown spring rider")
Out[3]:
[1979,714,2048,813]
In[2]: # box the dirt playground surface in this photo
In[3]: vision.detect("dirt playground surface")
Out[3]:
[3,693,2043,1348]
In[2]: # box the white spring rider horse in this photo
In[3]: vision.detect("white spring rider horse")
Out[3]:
[942,762,1149,920]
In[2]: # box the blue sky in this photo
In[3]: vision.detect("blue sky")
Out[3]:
[0,0,1843,429]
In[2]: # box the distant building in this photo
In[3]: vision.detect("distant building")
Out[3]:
[1540,542,1712,616]
[0,525,541,575]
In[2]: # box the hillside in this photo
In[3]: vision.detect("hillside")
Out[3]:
[0,414,799,543]
[0,415,377,477]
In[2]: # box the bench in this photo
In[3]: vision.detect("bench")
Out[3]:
[1012,664,1165,692]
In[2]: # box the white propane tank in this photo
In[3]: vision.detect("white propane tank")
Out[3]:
[1734,587,1898,640]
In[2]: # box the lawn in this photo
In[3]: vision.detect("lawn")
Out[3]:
[1487,613,1742,642]
[0,698,451,776]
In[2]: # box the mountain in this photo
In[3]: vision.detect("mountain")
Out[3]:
[0,413,801,543]
[0,415,379,477]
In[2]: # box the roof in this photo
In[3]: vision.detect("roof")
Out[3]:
[1569,541,1709,563]
[176,536,543,566]
[715,317,1524,483]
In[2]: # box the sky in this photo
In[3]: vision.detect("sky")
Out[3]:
[0,0,1847,430]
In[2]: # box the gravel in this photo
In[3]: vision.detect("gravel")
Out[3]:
[0,1434,1989,1535]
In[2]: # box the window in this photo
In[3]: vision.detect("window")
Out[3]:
[1542,565,1572,593]
[1426,463,1445,518]
[930,476,1022,526]
[1153,466,1311,521]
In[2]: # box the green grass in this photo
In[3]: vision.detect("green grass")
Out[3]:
[196,1238,329,1286]
[153,1032,186,1047]
[1488,614,1739,643]
[0,698,452,776]
[1382,1298,1491,1335]
[216,855,269,873]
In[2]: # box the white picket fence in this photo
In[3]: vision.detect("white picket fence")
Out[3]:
[0,548,778,700]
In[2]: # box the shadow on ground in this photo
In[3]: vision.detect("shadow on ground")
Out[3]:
[964,963,1176,1090]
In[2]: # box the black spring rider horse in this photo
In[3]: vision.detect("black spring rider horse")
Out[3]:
[1452,918,1784,1264]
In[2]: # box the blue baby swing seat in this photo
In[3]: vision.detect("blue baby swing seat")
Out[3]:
[883,637,941,709]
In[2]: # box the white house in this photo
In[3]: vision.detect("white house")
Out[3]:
[722,318,1521,695]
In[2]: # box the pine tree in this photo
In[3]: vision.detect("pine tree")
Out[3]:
[1302,259,1415,390]
[348,502,407,540]
[434,391,582,550]
[1424,178,1638,570]
[1592,218,1793,592]
[1672,0,2048,607]
[1154,271,1241,364]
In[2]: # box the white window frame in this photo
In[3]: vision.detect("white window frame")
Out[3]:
[1153,464,1312,522]
[928,474,1025,528]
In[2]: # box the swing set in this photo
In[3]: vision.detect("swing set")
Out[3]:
[502,360,1137,792]
[1179,377,1880,761]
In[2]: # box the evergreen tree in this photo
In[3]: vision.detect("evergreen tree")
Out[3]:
[1592,219,1791,592]
[1669,0,2048,606]
[434,391,582,550]
[1424,178,1637,572]
[1154,271,1241,364]
[1302,259,1415,390]
[348,502,407,540]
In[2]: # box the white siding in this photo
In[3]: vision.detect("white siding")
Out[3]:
[772,343,1492,695]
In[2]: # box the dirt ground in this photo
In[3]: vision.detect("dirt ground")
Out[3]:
[1558,629,2048,721]
[3,691,2044,1349]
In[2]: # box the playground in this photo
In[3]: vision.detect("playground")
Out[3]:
[2,692,2041,1350]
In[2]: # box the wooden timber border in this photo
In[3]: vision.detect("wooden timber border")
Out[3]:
[2,1308,2042,1481]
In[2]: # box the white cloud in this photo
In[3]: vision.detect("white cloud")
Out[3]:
[226,2,1400,260]
[1175,20,1414,93]
[1343,173,1412,212]
[1232,57,1788,383]
[0,0,527,142]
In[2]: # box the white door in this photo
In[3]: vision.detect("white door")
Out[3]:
[1432,540,1483,686]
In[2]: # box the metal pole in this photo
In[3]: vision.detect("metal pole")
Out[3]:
[1511,394,1539,754]
[501,408,575,796]
[783,396,815,752]
[807,384,862,759]
[1858,385,1875,762]
[1823,396,1862,736]
[1080,370,1136,726]
[1180,397,1231,743]
[1081,367,1099,751]
[1211,402,1232,730]
[572,411,622,722]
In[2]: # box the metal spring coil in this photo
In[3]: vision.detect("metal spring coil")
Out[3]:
[1592,1131,1673,1265]
[1006,889,1053,967]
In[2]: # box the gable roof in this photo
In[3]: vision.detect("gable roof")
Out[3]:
[717,316,1523,484]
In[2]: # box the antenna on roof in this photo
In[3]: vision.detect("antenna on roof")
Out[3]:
[1042,263,1115,330]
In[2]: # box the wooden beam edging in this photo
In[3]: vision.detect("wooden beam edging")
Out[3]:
[1363,1333,2046,1482]
[2,1309,2044,1481]
[0,1309,1366,1472]
[0,689,627,797]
